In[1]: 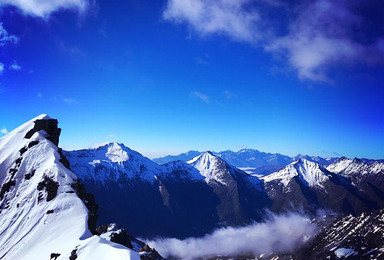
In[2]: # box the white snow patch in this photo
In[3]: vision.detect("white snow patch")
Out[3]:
[334,248,357,258]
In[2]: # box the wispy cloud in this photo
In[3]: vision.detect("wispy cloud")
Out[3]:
[9,60,21,71]
[163,0,261,43]
[108,134,115,138]
[0,0,89,18]
[59,41,85,59]
[0,63,4,74]
[195,56,209,65]
[63,98,77,104]
[1,127,8,134]
[0,23,18,46]
[191,91,210,103]
[148,212,317,259]
[37,93,43,98]
[266,0,384,82]
[224,89,233,99]
[164,0,384,82]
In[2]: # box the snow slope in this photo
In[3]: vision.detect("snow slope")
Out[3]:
[262,159,331,187]
[0,114,143,260]
[187,151,261,186]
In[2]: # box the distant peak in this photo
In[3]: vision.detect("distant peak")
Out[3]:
[188,151,217,164]
[105,142,129,162]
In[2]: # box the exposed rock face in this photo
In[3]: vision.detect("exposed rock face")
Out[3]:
[71,179,99,234]
[98,223,164,260]
[25,119,61,146]
[295,208,384,259]
[37,175,60,202]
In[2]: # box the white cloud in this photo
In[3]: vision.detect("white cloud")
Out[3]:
[108,134,115,138]
[163,0,261,43]
[37,93,43,98]
[148,212,317,259]
[0,23,18,46]
[265,0,384,82]
[9,61,21,71]
[1,127,8,134]
[191,91,210,103]
[164,0,384,82]
[0,63,4,74]
[0,0,89,18]
[63,98,77,104]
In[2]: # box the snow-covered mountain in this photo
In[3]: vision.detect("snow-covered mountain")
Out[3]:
[262,159,332,187]
[261,158,384,215]
[64,142,165,183]
[0,115,162,260]
[65,137,384,239]
[153,149,338,175]
[327,157,384,178]
[65,147,267,238]
[152,150,200,165]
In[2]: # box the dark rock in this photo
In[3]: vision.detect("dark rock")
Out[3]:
[8,168,17,178]
[71,180,98,234]
[25,119,61,146]
[139,244,164,260]
[139,244,152,253]
[0,180,16,200]
[28,140,39,148]
[15,157,22,167]
[19,146,28,155]
[95,224,108,235]
[47,209,54,214]
[110,229,133,249]
[37,176,59,202]
[58,148,71,170]
[50,253,60,260]
[37,192,44,203]
[25,169,35,180]
[69,249,77,260]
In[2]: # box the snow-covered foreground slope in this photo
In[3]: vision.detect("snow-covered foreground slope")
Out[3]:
[0,115,148,260]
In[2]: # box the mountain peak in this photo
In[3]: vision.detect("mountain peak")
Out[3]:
[105,142,129,162]
[262,159,330,187]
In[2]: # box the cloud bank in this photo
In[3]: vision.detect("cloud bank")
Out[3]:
[148,212,318,259]
[0,0,89,18]
[164,0,384,82]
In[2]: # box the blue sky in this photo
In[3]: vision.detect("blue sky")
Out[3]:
[0,0,383,159]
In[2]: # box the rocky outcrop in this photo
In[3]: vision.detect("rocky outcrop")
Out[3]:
[25,119,61,146]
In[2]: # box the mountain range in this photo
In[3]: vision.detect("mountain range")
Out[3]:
[64,137,384,240]
[1,115,384,259]
[153,149,339,175]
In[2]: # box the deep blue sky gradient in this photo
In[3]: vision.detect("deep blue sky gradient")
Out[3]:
[0,0,383,159]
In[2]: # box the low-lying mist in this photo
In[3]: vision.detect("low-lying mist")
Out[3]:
[147,212,319,259]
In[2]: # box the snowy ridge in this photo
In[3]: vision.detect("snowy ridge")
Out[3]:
[186,151,260,185]
[187,152,234,185]
[64,142,164,182]
[262,159,331,187]
[327,157,384,177]
[0,115,142,260]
